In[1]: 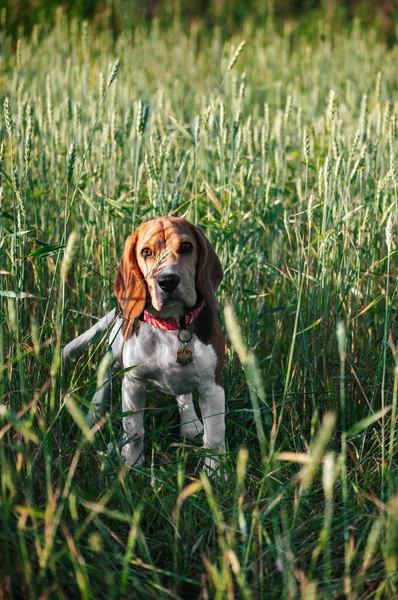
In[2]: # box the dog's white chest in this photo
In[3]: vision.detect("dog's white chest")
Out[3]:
[120,321,217,396]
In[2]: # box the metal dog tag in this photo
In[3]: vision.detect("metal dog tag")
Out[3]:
[177,329,193,366]
[176,345,193,366]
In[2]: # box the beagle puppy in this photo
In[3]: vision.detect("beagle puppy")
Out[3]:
[63,217,226,473]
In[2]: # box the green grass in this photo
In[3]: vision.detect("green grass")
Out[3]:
[0,9,397,599]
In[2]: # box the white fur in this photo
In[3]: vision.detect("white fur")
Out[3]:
[63,309,117,360]
[65,314,226,473]
[111,320,225,472]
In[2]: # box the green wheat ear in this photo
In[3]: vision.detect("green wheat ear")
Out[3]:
[3,97,13,138]
[303,126,310,164]
[107,58,121,88]
[0,140,5,185]
[66,142,77,185]
[137,101,149,138]
[226,40,246,74]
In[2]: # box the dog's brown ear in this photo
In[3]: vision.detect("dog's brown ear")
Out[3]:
[189,224,223,310]
[114,232,146,337]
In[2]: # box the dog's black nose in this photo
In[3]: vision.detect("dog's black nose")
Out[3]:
[158,273,180,292]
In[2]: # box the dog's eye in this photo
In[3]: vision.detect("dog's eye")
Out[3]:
[179,242,193,254]
[141,247,153,258]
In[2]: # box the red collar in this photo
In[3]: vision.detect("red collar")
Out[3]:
[143,301,205,331]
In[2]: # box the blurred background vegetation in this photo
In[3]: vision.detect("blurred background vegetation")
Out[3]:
[1,0,397,44]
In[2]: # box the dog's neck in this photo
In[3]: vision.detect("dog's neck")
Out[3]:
[142,301,205,332]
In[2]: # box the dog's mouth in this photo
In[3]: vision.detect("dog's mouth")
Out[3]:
[148,275,197,315]
[146,297,187,318]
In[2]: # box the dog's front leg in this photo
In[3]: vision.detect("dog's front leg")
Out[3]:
[199,384,226,474]
[121,376,147,467]
[176,394,204,438]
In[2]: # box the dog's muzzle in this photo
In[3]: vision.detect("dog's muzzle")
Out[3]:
[157,273,180,293]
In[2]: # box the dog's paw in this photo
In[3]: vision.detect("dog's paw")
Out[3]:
[180,419,204,439]
[86,406,107,429]
[203,455,228,482]
[86,411,96,429]
[121,444,145,468]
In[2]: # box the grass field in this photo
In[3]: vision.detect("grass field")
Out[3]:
[1,8,398,599]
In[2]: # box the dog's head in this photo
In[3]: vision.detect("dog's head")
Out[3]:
[114,217,223,337]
